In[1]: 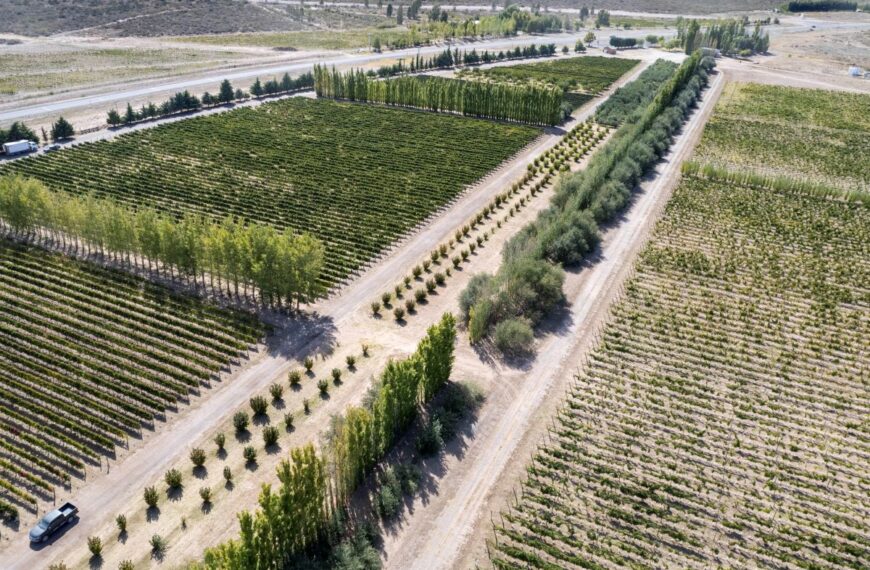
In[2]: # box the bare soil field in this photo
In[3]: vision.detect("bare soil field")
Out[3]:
[0,41,256,101]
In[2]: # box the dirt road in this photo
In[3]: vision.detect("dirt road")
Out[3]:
[382,70,726,570]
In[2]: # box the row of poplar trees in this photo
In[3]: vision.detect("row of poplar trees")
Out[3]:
[0,176,324,307]
[314,65,563,126]
[201,313,456,568]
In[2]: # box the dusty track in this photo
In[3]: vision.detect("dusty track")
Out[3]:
[383,70,726,570]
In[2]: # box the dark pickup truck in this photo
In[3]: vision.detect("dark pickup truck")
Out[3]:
[28,502,78,543]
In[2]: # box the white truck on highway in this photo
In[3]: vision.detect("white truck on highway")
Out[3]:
[2,139,38,156]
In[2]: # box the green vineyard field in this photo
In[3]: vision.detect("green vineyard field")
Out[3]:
[459,55,639,102]
[491,174,870,569]
[694,83,870,191]
[0,240,265,511]
[1,98,540,287]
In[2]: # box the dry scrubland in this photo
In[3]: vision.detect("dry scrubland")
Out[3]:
[489,85,870,568]
[0,47,249,98]
[2,97,539,287]
[0,0,312,37]
[695,83,870,191]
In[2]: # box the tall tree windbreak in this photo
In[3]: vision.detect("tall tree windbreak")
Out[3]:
[314,65,563,126]
[0,175,324,307]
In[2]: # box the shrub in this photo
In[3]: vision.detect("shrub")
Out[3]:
[233,411,250,432]
[288,369,302,385]
[381,292,392,305]
[303,356,314,371]
[422,259,431,271]
[87,536,102,557]
[119,561,135,570]
[394,284,403,298]
[469,242,477,253]
[346,354,356,368]
[412,265,423,278]
[468,299,493,344]
[434,272,446,285]
[416,417,444,457]
[243,446,257,464]
[452,256,461,268]
[462,248,470,260]
[303,398,310,413]
[189,448,206,467]
[199,487,212,503]
[250,395,268,416]
[150,534,167,556]
[361,343,370,357]
[430,250,440,263]
[377,476,402,520]
[116,514,127,533]
[223,466,232,482]
[332,368,342,382]
[269,383,284,401]
[415,288,427,302]
[214,432,226,450]
[317,379,329,394]
[144,486,159,508]
[393,306,406,321]
[493,318,535,355]
[371,300,382,315]
[439,244,449,257]
[263,426,280,447]
[426,278,436,292]
[164,468,182,490]
[284,413,294,430]
[459,273,494,322]
[403,276,412,287]
[405,298,416,312]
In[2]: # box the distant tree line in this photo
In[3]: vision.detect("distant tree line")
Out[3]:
[374,4,565,50]
[200,313,456,568]
[459,51,716,354]
[314,65,563,125]
[107,73,313,127]
[373,43,558,78]
[609,36,639,48]
[1,118,75,148]
[784,0,858,10]
[0,122,37,146]
[677,17,769,55]
[0,176,324,308]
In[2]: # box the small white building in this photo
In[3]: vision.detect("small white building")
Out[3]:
[848,65,863,77]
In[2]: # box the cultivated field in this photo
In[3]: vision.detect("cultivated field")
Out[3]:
[694,83,870,191]
[1,98,539,287]
[489,172,870,569]
[0,240,264,519]
[459,56,640,108]
[486,79,870,569]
